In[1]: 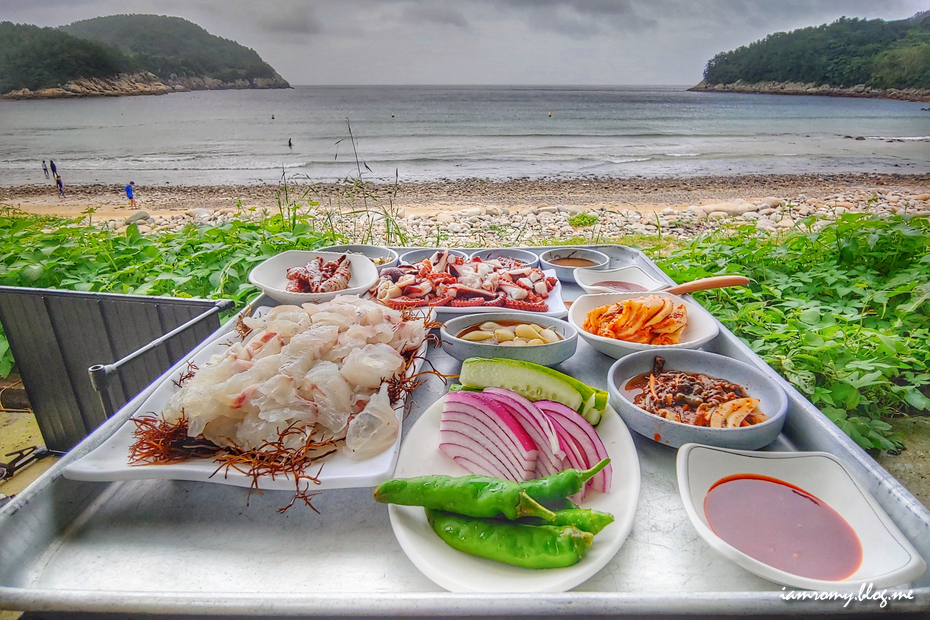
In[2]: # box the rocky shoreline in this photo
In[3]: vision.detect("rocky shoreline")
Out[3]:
[0,71,290,101]
[6,173,927,246]
[690,80,930,103]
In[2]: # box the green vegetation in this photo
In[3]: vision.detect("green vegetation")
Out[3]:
[650,214,930,451]
[568,212,598,227]
[62,15,280,83]
[702,14,930,89]
[0,22,132,92]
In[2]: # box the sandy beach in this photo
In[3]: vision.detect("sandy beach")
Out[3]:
[3,173,929,223]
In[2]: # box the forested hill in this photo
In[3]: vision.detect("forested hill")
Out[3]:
[0,14,288,98]
[61,15,285,85]
[692,13,930,97]
[0,22,133,93]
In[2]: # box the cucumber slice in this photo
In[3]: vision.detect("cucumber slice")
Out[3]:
[580,393,602,426]
[447,384,481,393]
[459,358,584,412]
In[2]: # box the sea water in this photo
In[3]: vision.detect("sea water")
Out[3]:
[1,85,928,186]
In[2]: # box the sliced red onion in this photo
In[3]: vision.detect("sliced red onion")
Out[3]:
[481,388,564,478]
[440,392,538,481]
[537,400,612,494]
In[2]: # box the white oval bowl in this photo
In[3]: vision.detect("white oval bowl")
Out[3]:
[538,248,610,284]
[440,311,578,366]
[567,292,719,359]
[248,250,379,305]
[607,349,787,449]
[677,444,927,590]
[399,248,469,265]
[574,264,667,295]
[469,248,540,269]
[318,244,399,270]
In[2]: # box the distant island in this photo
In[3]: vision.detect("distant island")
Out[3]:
[0,14,289,100]
[691,12,930,102]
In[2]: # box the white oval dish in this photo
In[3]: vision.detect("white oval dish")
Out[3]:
[388,396,641,593]
[567,292,719,359]
[677,444,927,590]
[399,248,469,265]
[607,349,787,449]
[469,248,540,269]
[574,264,667,295]
[318,244,399,270]
[440,311,578,366]
[248,250,379,305]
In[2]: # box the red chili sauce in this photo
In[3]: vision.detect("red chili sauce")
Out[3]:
[703,474,862,580]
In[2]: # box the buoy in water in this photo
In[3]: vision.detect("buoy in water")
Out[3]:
[549,111,552,117]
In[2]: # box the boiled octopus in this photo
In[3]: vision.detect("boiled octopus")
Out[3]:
[372,249,557,312]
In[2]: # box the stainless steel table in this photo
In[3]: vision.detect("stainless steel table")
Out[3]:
[1,245,927,617]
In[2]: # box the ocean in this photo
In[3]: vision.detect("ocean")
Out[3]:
[1,85,928,186]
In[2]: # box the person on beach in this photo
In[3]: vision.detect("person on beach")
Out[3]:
[49,160,58,177]
[42,161,49,178]
[126,181,136,208]
[288,138,292,148]
[56,175,64,198]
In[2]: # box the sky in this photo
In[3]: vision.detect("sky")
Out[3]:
[2,0,928,85]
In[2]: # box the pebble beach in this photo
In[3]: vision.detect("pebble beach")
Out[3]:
[3,173,929,245]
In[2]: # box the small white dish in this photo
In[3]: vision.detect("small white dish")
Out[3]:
[318,244,399,270]
[399,248,469,266]
[677,444,927,590]
[469,248,540,269]
[538,248,610,284]
[248,250,379,305]
[568,292,719,359]
[388,396,641,593]
[574,265,667,295]
[440,311,578,366]
[607,349,787,449]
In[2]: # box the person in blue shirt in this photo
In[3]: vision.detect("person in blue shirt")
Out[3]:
[126,181,136,208]
[56,175,64,198]
[49,160,58,177]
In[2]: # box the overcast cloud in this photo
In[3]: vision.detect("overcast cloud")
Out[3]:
[1,0,926,85]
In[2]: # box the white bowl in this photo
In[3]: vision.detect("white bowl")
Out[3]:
[574,265,667,295]
[568,292,719,359]
[538,248,610,284]
[677,444,927,590]
[318,244,399,270]
[248,250,379,305]
[440,311,578,366]
[469,248,540,269]
[607,349,787,449]
[399,248,469,265]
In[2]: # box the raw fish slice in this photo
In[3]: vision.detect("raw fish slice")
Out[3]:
[345,384,399,459]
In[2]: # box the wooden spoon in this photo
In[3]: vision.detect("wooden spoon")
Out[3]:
[590,275,750,295]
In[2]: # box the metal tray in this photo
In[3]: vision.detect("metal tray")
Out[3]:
[1,245,928,618]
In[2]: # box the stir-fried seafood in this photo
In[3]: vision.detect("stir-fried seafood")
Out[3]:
[373,249,557,312]
[627,356,767,427]
[286,254,351,293]
[584,294,687,345]
[145,296,428,462]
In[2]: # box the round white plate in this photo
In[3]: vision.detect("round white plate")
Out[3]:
[388,396,641,593]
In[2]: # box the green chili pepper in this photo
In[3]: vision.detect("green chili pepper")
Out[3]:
[426,509,594,569]
[519,458,610,503]
[374,475,556,521]
[523,508,615,534]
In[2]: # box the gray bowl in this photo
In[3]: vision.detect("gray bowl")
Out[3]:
[469,248,539,269]
[539,248,610,284]
[440,311,578,365]
[399,248,469,266]
[318,244,399,271]
[607,349,788,450]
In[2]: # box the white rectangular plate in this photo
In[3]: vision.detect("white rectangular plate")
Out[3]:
[64,307,429,492]
[431,269,567,319]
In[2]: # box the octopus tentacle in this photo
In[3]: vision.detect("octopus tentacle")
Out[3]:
[504,298,549,312]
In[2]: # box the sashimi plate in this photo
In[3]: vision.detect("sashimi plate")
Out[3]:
[64,307,429,492]
[388,396,641,593]
[430,270,568,319]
